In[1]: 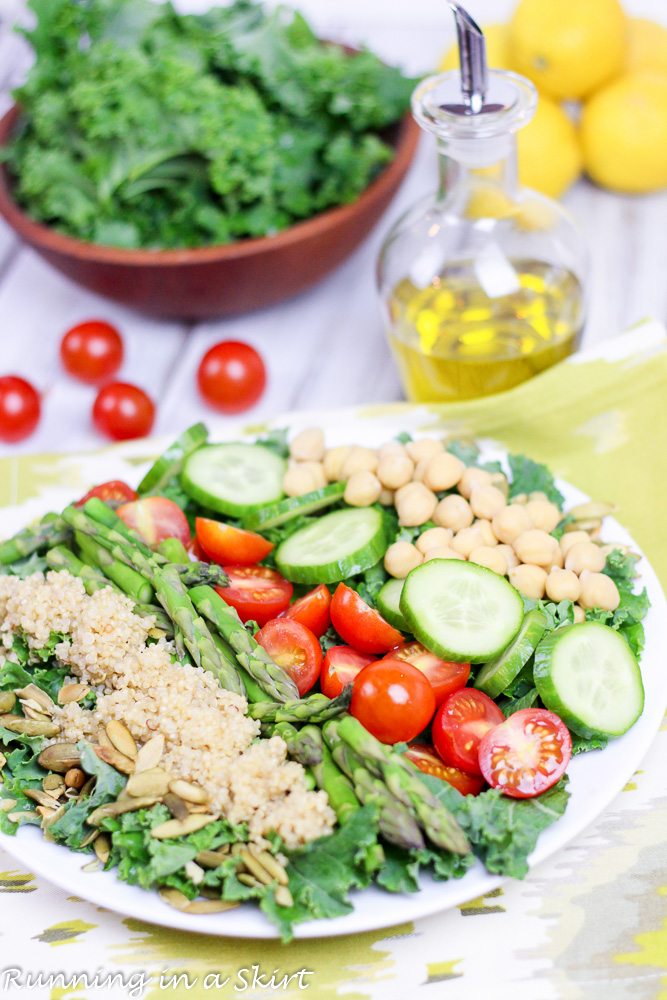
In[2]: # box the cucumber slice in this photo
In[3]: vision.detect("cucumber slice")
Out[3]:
[474,608,548,699]
[376,578,408,632]
[138,422,207,494]
[400,559,524,663]
[242,483,345,531]
[182,444,286,517]
[534,621,644,738]
[275,508,386,584]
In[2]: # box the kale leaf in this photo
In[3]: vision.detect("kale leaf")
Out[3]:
[508,454,565,508]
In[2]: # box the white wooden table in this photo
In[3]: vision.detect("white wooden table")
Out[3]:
[0,0,666,458]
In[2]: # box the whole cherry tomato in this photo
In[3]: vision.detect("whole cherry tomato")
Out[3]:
[351,658,436,744]
[381,642,470,706]
[256,618,322,696]
[478,708,572,799]
[61,320,123,384]
[195,517,273,566]
[330,583,403,654]
[92,382,155,441]
[197,341,266,414]
[432,688,504,777]
[0,376,40,443]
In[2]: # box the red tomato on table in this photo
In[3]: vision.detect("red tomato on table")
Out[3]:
[320,645,375,699]
[195,517,273,566]
[281,584,331,638]
[432,688,505,777]
[215,567,293,626]
[382,642,470,706]
[351,658,436,744]
[405,743,485,796]
[197,341,266,414]
[60,320,123,384]
[478,708,571,799]
[92,382,155,441]
[76,480,137,507]
[330,583,403,654]
[255,619,321,696]
[117,497,190,547]
[0,376,40,443]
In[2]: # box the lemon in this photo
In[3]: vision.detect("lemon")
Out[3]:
[626,18,667,75]
[439,23,514,71]
[581,71,667,193]
[517,96,582,198]
[509,0,627,100]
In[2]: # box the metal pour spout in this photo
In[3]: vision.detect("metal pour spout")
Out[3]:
[444,2,502,116]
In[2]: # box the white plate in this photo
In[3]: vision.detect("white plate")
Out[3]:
[1,406,666,940]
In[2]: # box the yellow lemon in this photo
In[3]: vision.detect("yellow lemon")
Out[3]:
[581,71,667,193]
[626,18,667,75]
[509,0,627,100]
[517,96,582,198]
[439,23,514,71]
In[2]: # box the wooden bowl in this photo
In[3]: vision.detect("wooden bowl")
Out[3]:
[0,105,419,320]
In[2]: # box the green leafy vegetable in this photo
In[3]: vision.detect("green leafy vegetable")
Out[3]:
[508,454,565,508]
[586,552,650,657]
[571,734,608,755]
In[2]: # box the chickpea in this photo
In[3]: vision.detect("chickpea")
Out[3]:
[458,467,493,499]
[489,472,509,499]
[549,546,564,569]
[451,525,484,558]
[470,485,506,520]
[560,530,591,557]
[416,527,453,554]
[344,471,382,508]
[469,546,507,576]
[422,452,465,492]
[434,494,473,531]
[395,482,438,527]
[573,604,586,623]
[509,564,548,600]
[525,499,562,533]
[511,493,529,505]
[496,544,518,571]
[564,541,606,575]
[378,441,407,460]
[529,491,549,503]
[545,568,581,603]
[379,488,395,506]
[578,572,620,611]
[323,446,352,482]
[377,451,415,490]
[513,529,559,568]
[384,541,423,579]
[340,446,378,479]
[492,504,532,544]
[411,458,429,483]
[290,427,325,462]
[406,438,443,464]
[284,462,326,497]
[475,519,499,547]
[423,546,465,562]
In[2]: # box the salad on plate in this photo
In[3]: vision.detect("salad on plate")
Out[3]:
[0,423,650,940]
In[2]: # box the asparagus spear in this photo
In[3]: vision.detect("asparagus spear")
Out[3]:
[153,566,244,695]
[336,716,470,856]
[175,563,228,588]
[74,532,154,605]
[0,514,70,564]
[189,585,299,703]
[272,722,324,767]
[81,498,161,561]
[249,687,352,725]
[157,537,190,563]
[311,741,360,825]
[46,544,111,594]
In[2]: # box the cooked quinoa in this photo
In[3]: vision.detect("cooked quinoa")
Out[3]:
[0,571,335,848]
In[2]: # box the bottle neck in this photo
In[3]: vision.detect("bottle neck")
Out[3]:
[436,135,519,204]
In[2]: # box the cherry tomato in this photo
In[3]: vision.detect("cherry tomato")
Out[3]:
[215,567,293,627]
[281,584,331,638]
[92,382,155,441]
[60,320,123,384]
[197,341,266,414]
[330,583,403,654]
[351,658,436,744]
[256,619,321,696]
[0,376,40,443]
[117,497,191,548]
[405,743,485,796]
[432,688,505,777]
[76,480,137,507]
[478,708,572,799]
[320,645,376,699]
[382,642,470,706]
[187,536,206,561]
[195,517,273,566]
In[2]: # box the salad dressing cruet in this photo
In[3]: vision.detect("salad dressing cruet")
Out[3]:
[377,3,589,402]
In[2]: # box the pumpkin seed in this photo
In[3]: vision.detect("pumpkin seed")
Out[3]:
[163,793,190,820]
[41,804,66,830]
[134,734,164,773]
[93,834,111,864]
[274,886,293,908]
[87,796,160,826]
[65,768,86,790]
[0,715,59,738]
[43,774,66,796]
[7,811,41,825]
[36,804,59,822]
[252,849,289,886]
[184,861,204,885]
[94,744,135,775]
[15,684,56,714]
[105,720,138,760]
[24,788,61,808]
[0,692,16,713]
[195,848,230,868]
[81,859,102,873]
[0,752,5,770]
[184,899,239,914]
[0,799,18,812]
[569,500,615,522]
[126,767,170,799]
[239,850,272,886]
[168,779,208,804]
[80,829,100,848]
[38,743,81,773]
[150,814,216,839]
[22,705,54,723]
[158,887,191,911]
[237,873,262,889]
[57,683,90,705]
[184,803,211,815]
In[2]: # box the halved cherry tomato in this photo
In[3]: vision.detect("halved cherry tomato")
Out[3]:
[405,743,485,796]
[478,708,571,799]
[351,658,436,744]
[255,619,321,696]
[320,645,376,699]
[432,688,505,777]
[282,584,331,638]
[330,583,403,654]
[117,497,190,548]
[382,642,470,706]
[215,567,293,627]
[76,480,138,507]
[195,517,273,566]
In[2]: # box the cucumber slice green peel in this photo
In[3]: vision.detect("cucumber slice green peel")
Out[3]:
[138,422,208,495]
[376,577,408,632]
[182,443,286,517]
[534,621,644,739]
[474,608,548,699]
[242,483,345,531]
[275,507,386,585]
[400,559,524,664]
